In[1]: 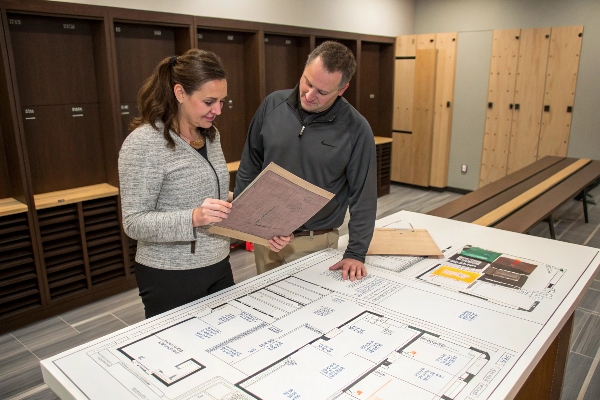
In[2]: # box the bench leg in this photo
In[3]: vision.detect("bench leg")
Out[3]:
[581,189,589,223]
[547,214,556,240]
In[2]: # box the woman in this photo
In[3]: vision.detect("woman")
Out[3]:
[118,49,290,318]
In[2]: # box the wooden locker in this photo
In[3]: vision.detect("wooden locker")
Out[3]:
[113,24,176,136]
[410,47,437,186]
[479,29,520,187]
[391,131,413,183]
[21,105,105,195]
[430,32,457,188]
[395,34,416,57]
[197,28,260,164]
[393,58,415,132]
[507,28,551,174]
[538,26,583,158]
[264,34,310,95]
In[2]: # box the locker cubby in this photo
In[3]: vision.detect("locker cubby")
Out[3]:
[375,138,392,197]
[37,204,86,300]
[111,11,194,138]
[196,23,261,163]
[0,212,40,318]
[264,33,311,95]
[82,196,125,286]
[359,40,394,138]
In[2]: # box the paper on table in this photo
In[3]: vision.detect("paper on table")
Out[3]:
[367,228,444,258]
[208,162,334,246]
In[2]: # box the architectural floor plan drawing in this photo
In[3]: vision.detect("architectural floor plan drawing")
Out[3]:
[41,211,600,400]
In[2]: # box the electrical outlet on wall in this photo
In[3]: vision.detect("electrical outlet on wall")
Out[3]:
[461,164,468,173]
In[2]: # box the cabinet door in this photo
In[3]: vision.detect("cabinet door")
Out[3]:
[264,34,309,95]
[197,30,257,163]
[410,47,437,187]
[538,26,583,158]
[430,32,457,188]
[113,23,178,136]
[507,28,551,175]
[479,29,520,187]
[8,14,99,106]
[391,132,412,183]
[393,58,415,132]
[21,105,105,195]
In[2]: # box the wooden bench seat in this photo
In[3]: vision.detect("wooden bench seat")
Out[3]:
[428,156,600,238]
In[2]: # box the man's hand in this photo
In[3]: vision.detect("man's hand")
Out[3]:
[329,258,367,281]
[268,234,294,252]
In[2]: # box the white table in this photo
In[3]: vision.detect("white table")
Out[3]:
[41,211,600,399]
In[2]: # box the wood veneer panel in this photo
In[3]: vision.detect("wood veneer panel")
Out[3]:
[428,155,564,218]
[395,34,416,57]
[359,42,381,136]
[507,28,550,175]
[114,23,177,104]
[264,34,309,95]
[538,26,583,159]
[479,29,520,187]
[410,48,436,186]
[7,13,99,106]
[430,32,457,188]
[197,29,255,163]
[22,105,105,195]
[393,58,414,132]
[391,131,413,183]
[113,23,177,136]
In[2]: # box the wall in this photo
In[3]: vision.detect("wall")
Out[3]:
[49,0,416,37]
[415,0,600,190]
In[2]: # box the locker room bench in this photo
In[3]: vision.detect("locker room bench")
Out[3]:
[428,156,600,238]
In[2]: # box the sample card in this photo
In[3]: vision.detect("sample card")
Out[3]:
[209,163,334,245]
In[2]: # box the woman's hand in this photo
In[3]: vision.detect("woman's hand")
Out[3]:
[268,234,294,252]
[192,198,232,226]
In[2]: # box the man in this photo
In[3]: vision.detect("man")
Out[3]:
[234,41,377,281]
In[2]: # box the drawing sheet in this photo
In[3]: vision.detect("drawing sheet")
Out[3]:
[41,211,600,400]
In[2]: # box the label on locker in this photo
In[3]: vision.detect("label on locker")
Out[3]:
[72,106,84,117]
[24,108,35,120]
[121,105,130,115]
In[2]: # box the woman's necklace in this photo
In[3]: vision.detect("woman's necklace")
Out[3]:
[179,127,205,149]
[186,135,205,149]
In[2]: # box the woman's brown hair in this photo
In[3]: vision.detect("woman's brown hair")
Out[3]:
[130,48,226,148]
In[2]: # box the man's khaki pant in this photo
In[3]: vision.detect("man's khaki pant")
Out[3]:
[254,230,340,274]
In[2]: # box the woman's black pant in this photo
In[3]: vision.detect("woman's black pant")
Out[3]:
[134,256,234,318]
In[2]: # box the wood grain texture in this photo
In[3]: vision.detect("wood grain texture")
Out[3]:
[472,158,590,226]
[393,58,415,132]
[538,26,583,159]
[507,27,551,174]
[34,183,118,210]
[394,34,416,57]
[479,29,520,187]
[430,32,457,188]
[0,197,28,217]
